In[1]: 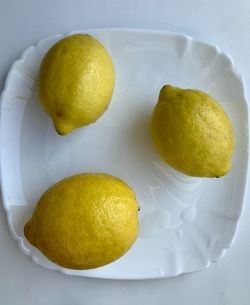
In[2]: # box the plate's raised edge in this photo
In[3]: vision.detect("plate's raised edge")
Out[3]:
[0,28,249,280]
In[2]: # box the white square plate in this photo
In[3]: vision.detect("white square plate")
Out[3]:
[0,29,248,279]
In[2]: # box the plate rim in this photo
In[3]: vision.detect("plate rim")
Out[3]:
[0,27,249,280]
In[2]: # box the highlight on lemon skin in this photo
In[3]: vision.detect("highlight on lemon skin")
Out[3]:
[38,34,115,135]
[24,173,139,270]
[151,85,235,178]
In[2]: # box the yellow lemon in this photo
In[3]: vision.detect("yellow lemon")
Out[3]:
[38,34,115,135]
[151,85,235,177]
[24,173,139,269]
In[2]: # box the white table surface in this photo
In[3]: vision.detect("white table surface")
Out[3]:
[0,1,250,304]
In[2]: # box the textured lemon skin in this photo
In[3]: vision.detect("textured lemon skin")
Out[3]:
[24,173,139,270]
[151,85,235,178]
[38,34,115,135]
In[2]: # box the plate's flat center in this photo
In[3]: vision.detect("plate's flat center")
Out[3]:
[21,44,202,233]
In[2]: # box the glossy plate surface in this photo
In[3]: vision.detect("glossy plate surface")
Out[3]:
[0,29,248,279]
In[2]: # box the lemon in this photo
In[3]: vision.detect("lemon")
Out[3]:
[24,173,139,269]
[38,34,115,135]
[151,85,235,177]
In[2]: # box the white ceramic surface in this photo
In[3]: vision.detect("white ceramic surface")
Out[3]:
[0,29,248,279]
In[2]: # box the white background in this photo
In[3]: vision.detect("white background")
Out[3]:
[0,1,249,304]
